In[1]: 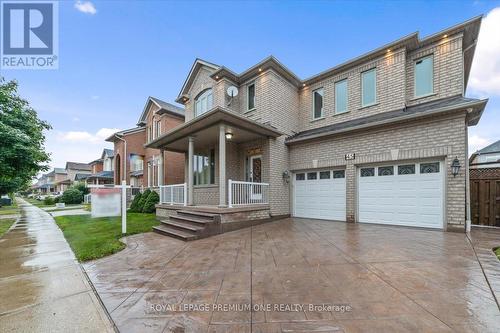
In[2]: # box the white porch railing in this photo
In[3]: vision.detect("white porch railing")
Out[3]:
[159,183,187,206]
[228,180,269,207]
[84,193,91,204]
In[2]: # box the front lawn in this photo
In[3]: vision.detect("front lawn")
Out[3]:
[0,218,16,237]
[54,213,159,262]
[0,199,18,216]
[495,247,500,260]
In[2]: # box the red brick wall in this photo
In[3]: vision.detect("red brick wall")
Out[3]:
[113,129,146,185]
[91,162,103,174]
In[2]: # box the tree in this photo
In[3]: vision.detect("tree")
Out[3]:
[0,78,51,195]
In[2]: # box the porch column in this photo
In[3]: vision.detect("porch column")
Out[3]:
[188,136,194,205]
[219,124,227,207]
[158,150,164,186]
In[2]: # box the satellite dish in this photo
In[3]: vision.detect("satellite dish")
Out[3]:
[226,86,239,97]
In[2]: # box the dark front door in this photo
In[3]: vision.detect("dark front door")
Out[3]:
[250,155,262,182]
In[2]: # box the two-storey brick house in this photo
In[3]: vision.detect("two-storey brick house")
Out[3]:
[106,97,185,187]
[147,17,488,239]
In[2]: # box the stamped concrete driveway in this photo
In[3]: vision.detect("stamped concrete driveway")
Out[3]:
[84,218,500,333]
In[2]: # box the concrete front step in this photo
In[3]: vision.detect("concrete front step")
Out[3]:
[171,214,212,225]
[177,210,219,219]
[153,224,197,241]
[160,219,204,232]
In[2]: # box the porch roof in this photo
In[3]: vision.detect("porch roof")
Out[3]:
[145,107,283,152]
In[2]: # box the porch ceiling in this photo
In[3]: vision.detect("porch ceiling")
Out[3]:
[146,107,283,152]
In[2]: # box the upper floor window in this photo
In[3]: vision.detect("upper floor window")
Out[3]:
[195,89,213,117]
[312,88,324,120]
[154,120,161,139]
[147,126,153,142]
[334,79,348,114]
[415,55,434,97]
[247,83,256,110]
[130,155,143,172]
[361,68,376,107]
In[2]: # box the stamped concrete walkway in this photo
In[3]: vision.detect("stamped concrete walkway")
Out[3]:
[84,218,500,333]
[0,198,114,332]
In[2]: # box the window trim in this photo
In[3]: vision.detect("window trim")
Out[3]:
[194,88,213,117]
[334,79,348,115]
[361,68,377,107]
[312,87,324,120]
[414,54,434,98]
[247,82,256,111]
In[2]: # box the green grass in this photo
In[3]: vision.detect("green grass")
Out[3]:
[24,198,51,207]
[54,213,159,262]
[495,247,500,260]
[0,218,16,237]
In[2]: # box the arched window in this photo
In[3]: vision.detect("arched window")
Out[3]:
[194,89,213,117]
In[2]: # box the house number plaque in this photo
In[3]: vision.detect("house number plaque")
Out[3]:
[345,153,355,161]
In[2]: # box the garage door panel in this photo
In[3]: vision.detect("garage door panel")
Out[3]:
[359,161,443,229]
[294,171,346,221]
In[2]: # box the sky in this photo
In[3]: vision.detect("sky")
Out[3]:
[2,0,500,170]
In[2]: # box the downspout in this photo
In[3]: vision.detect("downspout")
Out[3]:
[462,39,477,232]
[116,135,127,184]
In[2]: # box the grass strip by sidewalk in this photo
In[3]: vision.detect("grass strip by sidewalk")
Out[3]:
[55,213,159,262]
[0,218,16,237]
[0,199,19,216]
[495,247,500,260]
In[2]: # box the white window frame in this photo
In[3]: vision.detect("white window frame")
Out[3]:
[247,82,256,111]
[312,87,324,120]
[334,79,348,114]
[361,68,377,107]
[194,89,213,117]
[414,54,434,98]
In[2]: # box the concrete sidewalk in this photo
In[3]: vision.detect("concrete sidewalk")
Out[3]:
[0,198,115,332]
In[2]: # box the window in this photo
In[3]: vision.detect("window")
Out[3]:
[193,149,215,185]
[361,68,376,107]
[147,126,153,142]
[130,155,143,172]
[335,79,348,114]
[378,166,394,176]
[247,83,255,110]
[194,89,213,117]
[398,165,415,175]
[296,173,305,181]
[319,171,331,179]
[154,120,161,139]
[360,168,375,177]
[307,172,317,180]
[415,55,433,97]
[312,88,324,119]
[420,162,440,174]
[333,170,345,178]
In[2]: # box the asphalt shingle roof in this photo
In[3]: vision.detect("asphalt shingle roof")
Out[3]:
[66,162,92,171]
[476,139,500,154]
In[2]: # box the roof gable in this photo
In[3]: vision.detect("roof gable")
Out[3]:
[476,140,500,154]
[137,96,185,126]
[176,58,220,103]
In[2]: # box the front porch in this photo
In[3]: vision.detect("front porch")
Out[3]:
[147,107,284,239]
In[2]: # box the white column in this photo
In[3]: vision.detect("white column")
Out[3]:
[158,151,164,186]
[188,136,194,205]
[147,162,151,187]
[219,124,227,207]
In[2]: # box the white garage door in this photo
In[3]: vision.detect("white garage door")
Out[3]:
[358,161,444,229]
[293,170,346,221]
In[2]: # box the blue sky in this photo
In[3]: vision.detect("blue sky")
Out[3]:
[2,0,500,169]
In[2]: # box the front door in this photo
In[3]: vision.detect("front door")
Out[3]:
[249,155,262,200]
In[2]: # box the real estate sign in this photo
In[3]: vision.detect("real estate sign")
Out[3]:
[91,188,121,218]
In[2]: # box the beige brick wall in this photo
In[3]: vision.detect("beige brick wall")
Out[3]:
[185,66,217,121]
[299,48,406,131]
[289,112,468,229]
[406,34,463,106]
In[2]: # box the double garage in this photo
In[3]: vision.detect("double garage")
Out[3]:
[293,160,444,229]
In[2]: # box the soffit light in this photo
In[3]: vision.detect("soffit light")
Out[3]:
[225,132,233,140]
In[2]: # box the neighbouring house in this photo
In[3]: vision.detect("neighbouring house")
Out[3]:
[33,173,54,194]
[53,168,70,193]
[469,140,500,169]
[469,139,500,227]
[146,16,487,239]
[65,161,92,184]
[85,149,115,185]
[106,97,185,187]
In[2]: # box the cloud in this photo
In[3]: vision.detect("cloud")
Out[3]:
[469,134,493,155]
[58,127,120,144]
[469,7,500,96]
[74,1,97,15]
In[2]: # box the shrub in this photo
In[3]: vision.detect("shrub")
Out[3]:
[129,192,142,212]
[61,188,83,204]
[72,182,89,195]
[43,196,55,205]
[53,196,61,203]
[136,189,151,212]
[142,190,159,213]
